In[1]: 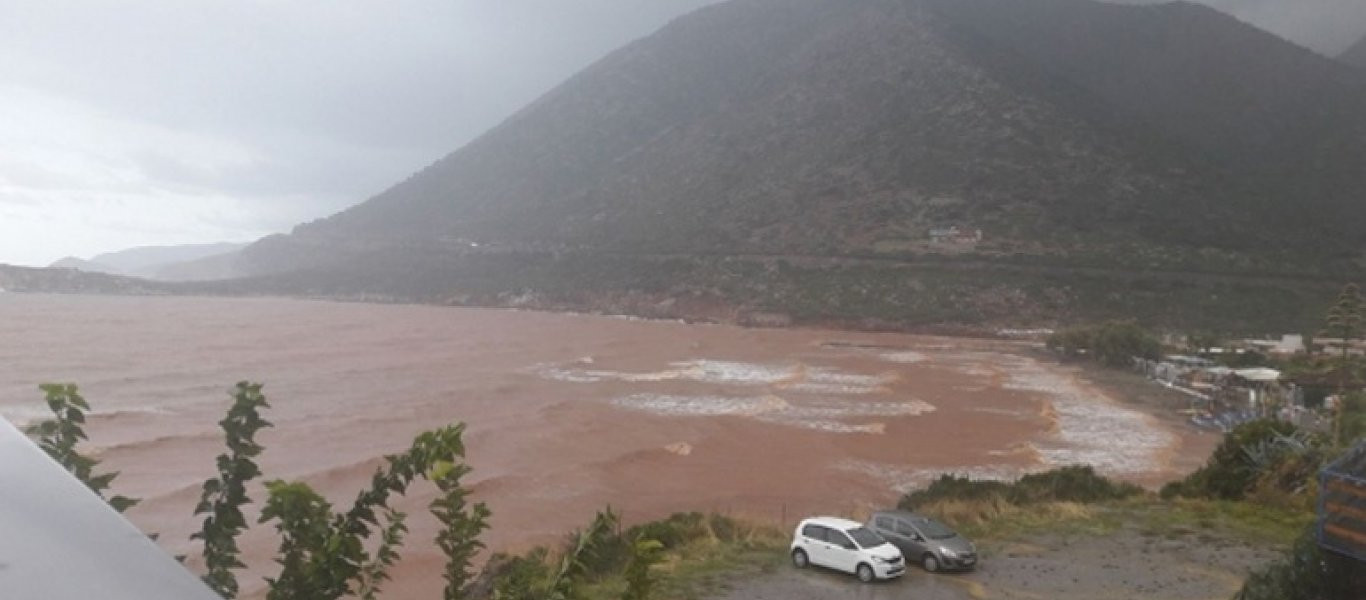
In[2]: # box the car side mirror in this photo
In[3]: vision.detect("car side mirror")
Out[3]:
[912,534,925,542]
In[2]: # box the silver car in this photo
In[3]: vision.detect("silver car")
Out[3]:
[867,510,977,572]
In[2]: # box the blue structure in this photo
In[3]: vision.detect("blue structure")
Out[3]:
[1318,440,1366,561]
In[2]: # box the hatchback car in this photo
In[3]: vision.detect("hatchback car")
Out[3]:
[790,516,905,582]
[867,510,977,572]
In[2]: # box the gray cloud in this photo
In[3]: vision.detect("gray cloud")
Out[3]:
[0,0,1360,265]
[1120,0,1366,54]
[0,0,718,265]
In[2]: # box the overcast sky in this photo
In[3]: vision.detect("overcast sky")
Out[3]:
[1,0,1362,267]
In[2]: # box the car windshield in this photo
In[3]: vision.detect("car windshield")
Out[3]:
[917,519,957,540]
[847,527,886,549]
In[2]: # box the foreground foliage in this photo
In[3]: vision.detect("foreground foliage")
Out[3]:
[28,383,492,600]
[1234,524,1366,599]
[24,383,140,513]
[194,382,272,597]
[477,512,781,600]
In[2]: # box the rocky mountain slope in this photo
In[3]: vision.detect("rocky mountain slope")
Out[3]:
[228,0,1366,331]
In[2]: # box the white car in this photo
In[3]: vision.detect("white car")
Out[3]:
[790,516,906,582]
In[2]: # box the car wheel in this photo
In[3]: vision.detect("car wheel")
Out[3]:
[791,549,809,569]
[856,563,875,583]
[922,553,940,573]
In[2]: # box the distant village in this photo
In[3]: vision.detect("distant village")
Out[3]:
[1135,333,1355,434]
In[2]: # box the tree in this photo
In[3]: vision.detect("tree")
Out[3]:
[1046,321,1161,367]
[1320,283,1365,446]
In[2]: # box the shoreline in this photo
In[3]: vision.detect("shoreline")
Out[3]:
[0,293,1209,599]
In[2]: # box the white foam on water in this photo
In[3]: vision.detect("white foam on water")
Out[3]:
[763,419,889,434]
[534,367,611,383]
[535,359,892,391]
[609,393,936,433]
[680,360,798,385]
[1001,357,1174,475]
[967,406,1030,418]
[779,399,936,419]
[610,394,789,417]
[879,351,928,364]
[781,368,893,395]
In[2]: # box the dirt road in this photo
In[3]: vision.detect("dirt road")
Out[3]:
[711,527,1277,600]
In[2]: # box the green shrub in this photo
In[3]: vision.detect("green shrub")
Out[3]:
[899,475,1013,510]
[1046,321,1162,367]
[1235,524,1366,600]
[1161,420,1318,501]
[899,466,1141,511]
[1011,466,1144,504]
[626,513,708,550]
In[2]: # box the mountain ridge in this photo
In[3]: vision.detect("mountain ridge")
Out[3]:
[230,0,1366,331]
[1342,34,1366,69]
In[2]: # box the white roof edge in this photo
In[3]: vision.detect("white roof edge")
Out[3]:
[0,417,222,599]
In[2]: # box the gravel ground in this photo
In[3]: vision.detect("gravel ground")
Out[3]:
[710,527,1279,600]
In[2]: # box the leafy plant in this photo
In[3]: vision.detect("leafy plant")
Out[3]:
[358,509,408,600]
[1235,524,1366,600]
[257,423,490,600]
[1161,420,1323,502]
[620,537,665,600]
[24,383,140,513]
[547,508,621,600]
[193,381,273,599]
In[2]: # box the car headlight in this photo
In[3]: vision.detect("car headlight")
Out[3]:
[940,548,957,558]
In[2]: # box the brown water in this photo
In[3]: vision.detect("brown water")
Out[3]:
[0,294,1206,598]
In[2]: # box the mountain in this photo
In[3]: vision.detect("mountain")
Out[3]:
[49,256,122,275]
[1342,34,1366,69]
[233,0,1366,332]
[89,242,249,279]
[0,264,168,295]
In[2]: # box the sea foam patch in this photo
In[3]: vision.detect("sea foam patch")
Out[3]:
[610,394,789,417]
[879,351,928,364]
[1000,357,1174,475]
[534,359,891,391]
[610,393,935,433]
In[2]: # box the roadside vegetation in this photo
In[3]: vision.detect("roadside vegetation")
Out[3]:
[23,382,790,600]
[474,512,785,600]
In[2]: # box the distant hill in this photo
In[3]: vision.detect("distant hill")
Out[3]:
[1342,34,1366,69]
[229,0,1366,332]
[0,264,167,295]
[48,257,122,275]
[90,243,249,280]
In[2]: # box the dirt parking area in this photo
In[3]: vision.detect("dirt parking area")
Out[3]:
[709,526,1279,600]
